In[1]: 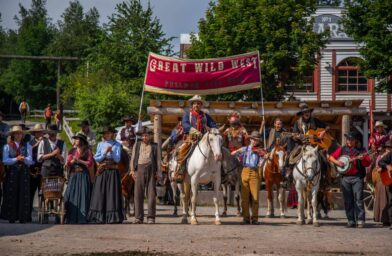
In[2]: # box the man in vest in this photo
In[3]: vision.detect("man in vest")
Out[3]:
[130,126,158,224]
[173,95,217,182]
[43,104,53,130]
[78,120,96,150]
[37,124,67,177]
[328,131,371,228]
[222,111,248,153]
[28,124,45,211]
[19,99,30,124]
[116,115,136,156]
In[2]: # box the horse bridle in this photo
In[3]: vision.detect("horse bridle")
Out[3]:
[197,131,212,160]
[295,150,320,185]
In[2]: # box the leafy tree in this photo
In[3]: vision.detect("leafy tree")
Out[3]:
[47,0,101,74]
[88,0,173,79]
[0,0,56,108]
[187,0,328,101]
[341,0,392,92]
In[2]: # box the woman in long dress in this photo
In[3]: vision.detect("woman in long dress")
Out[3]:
[87,126,124,224]
[64,133,93,224]
[1,125,33,223]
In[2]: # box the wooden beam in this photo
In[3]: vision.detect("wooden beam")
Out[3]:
[341,115,351,145]
[153,114,162,174]
[147,106,367,117]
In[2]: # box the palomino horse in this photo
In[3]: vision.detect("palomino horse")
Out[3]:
[293,145,322,227]
[263,141,287,218]
[178,128,223,225]
[221,147,242,217]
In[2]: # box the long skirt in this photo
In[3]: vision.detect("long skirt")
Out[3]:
[287,184,298,208]
[64,170,91,224]
[373,180,389,224]
[87,169,124,224]
[0,164,31,223]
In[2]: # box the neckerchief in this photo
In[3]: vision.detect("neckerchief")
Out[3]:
[191,110,204,132]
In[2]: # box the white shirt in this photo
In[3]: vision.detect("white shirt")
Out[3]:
[37,138,67,163]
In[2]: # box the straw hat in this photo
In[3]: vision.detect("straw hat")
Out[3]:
[8,125,25,136]
[188,95,206,106]
[29,124,45,133]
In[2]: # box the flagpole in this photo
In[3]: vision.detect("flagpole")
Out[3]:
[257,51,266,149]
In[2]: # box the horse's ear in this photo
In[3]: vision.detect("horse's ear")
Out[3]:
[206,126,211,132]
[314,145,319,151]
[276,138,281,146]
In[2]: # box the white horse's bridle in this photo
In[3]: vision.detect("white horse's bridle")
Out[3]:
[197,131,221,160]
[295,147,320,185]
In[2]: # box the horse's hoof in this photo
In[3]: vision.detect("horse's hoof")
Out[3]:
[266,214,274,218]
[313,222,320,227]
[296,220,305,225]
[190,219,198,225]
[215,220,222,225]
[173,212,178,217]
[181,217,188,224]
[306,219,313,225]
[221,212,227,217]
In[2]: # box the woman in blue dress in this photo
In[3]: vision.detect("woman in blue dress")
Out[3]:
[87,126,124,224]
[64,133,93,224]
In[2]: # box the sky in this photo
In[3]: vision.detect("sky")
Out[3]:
[0,0,211,54]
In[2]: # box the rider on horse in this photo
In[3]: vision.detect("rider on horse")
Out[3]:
[173,95,217,182]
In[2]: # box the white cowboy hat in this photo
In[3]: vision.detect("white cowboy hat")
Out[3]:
[8,125,25,136]
[374,121,387,128]
[188,95,206,106]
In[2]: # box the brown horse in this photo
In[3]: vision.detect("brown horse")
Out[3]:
[263,141,287,218]
[117,148,135,217]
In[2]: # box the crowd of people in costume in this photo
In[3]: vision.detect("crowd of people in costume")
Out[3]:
[0,94,392,229]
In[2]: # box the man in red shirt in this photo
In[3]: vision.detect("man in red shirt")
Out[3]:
[328,131,371,228]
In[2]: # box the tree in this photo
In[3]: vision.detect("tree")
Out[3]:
[341,0,392,92]
[187,0,328,101]
[88,0,173,79]
[0,0,57,108]
[47,0,101,74]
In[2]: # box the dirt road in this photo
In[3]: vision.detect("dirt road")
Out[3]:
[0,205,390,256]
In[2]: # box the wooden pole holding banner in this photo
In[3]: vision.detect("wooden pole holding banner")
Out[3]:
[257,51,266,149]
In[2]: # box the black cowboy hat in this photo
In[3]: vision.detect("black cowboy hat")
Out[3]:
[72,133,88,145]
[47,124,60,134]
[122,115,135,122]
[136,126,153,135]
[79,120,90,128]
[344,131,360,140]
[100,126,116,134]
[296,104,314,116]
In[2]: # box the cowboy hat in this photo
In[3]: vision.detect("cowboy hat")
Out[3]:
[100,126,116,134]
[188,95,206,106]
[122,115,135,122]
[29,124,45,133]
[47,124,60,134]
[8,125,25,136]
[79,120,90,128]
[72,133,88,145]
[136,126,153,135]
[249,131,261,140]
[228,110,241,119]
[344,131,360,140]
[374,121,387,128]
[296,104,314,116]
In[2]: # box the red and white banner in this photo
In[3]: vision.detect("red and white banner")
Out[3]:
[144,51,261,95]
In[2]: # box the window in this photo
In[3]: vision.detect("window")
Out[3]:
[337,57,368,92]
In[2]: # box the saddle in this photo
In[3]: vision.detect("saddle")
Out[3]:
[173,139,198,182]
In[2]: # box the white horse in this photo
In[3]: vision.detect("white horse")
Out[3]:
[175,128,223,225]
[293,145,321,227]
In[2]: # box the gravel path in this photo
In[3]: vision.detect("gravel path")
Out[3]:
[0,205,391,256]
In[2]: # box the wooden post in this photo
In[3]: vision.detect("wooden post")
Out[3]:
[154,114,162,174]
[341,115,351,145]
[363,116,369,150]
